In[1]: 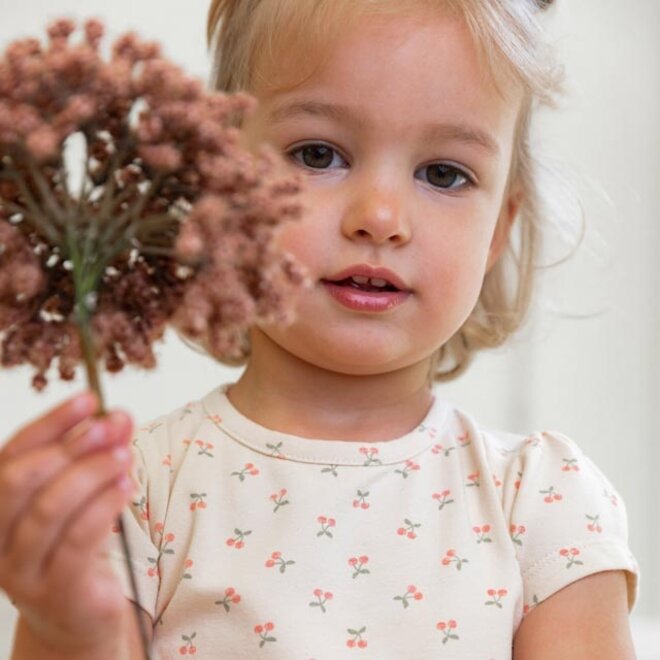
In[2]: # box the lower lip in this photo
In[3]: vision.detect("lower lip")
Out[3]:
[321,281,411,312]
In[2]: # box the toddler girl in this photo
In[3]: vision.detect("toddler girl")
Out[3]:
[2,0,640,658]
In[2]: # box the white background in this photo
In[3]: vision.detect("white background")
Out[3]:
[0,0,658,657]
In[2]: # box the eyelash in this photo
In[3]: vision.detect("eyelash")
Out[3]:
[286,142,476,192]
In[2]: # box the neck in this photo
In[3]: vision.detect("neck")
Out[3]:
[226,328,434,442]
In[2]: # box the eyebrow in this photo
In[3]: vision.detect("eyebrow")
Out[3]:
[267,100,501,157]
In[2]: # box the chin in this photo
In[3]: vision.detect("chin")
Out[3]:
[294,339,414,374]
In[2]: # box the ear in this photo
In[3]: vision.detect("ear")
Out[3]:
[486,183,523,273]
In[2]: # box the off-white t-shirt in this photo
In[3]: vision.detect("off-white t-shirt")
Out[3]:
[103,382,640,659]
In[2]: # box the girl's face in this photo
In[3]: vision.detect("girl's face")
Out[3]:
[240,9,524,377]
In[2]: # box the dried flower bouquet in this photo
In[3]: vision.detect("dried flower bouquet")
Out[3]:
[0,17,307,659]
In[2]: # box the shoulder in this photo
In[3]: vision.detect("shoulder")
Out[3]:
[129,388,216,483]
[447,407,640,616]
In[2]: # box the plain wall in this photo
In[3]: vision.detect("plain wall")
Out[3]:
[0,0,658,656]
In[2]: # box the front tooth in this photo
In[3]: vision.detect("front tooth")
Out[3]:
[369,278,388,287]
[351,275,370,285]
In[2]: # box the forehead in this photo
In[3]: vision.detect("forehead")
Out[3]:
[251,10,524,149]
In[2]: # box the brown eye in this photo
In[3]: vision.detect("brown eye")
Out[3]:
[290,144,343,170]
[420,164,472,191]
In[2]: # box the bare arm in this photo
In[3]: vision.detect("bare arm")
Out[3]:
[513,570,635,660]
[11,603,153,660]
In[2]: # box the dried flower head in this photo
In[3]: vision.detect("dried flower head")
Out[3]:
[0,17,308,391]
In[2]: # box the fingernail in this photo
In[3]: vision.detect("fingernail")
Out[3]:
[108,410,130,434]
[112,446,131,462]
[72,391,97,415]
[86,423,107,446]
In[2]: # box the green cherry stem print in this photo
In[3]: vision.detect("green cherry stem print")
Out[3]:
[510,524,526,546]
[266,441,284,457]
[393,585,424,608]
[473,524,492,543]
[265,550,295,573]
[436,620,459,644]
[146,531,175,577]
[226,528,252,549]
[485,588,508,608]
[561,457,580,472]
[586,513,603,532]
[523,595,540,616]
[321,464,339,476]
[603,488,619,507]
[346,627,368,649]
[431,443,455,457]
[431,489,454,511]
[394,459,420,478]
[397,518,421,539]
[191,438,214,457]
[353,489,370,509]
[539,485,563,503]
[309,588,333,613]
[254,622,276,648]
[359,446,382,466]
[348,555,370,578]
[466,471,480,487]
[457,431,471,448]
[269,488,289,512]
[230,462,260,482]
[215,587,241,613]
[189,492,207,511]
[418,423,438,439]
[559,547,584,568]
[179,632,197,655]
[440,549,469,571]
[316,515,336,537]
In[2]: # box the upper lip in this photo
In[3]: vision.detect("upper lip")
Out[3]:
[322,264,411,292]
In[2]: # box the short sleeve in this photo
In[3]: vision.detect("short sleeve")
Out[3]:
[99,428,162,623]
[506,431,640,614]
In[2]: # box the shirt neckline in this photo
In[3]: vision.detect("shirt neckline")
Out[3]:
[200,382,452,466]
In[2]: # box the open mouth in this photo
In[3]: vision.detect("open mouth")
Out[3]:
[322,277,400,293]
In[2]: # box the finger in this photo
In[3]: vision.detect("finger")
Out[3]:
[0,391,100,462]
[0,412,130,556]
[46,476,135,597]
[1,444,133,592]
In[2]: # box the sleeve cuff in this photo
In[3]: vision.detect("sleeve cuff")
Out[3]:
[522,541,641,615]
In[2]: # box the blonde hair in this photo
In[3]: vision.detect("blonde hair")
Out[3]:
[196,0,583,383]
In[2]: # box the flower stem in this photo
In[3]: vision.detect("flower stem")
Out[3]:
[76,305,107,417]
[68,235,152,660]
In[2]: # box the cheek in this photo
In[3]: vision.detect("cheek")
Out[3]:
[419,225,493,304]
[273,214,323,273]
[274,189,337,263]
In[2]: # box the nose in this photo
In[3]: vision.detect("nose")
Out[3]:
[341,185,412,246]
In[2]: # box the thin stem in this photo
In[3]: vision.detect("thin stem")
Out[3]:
[99,172,165,248]
[19,142,69,229]
[72,265,152,660]
[0,170,64,245]
[1,199,60,244]
[100,213,177,266]
[84,137,133,256]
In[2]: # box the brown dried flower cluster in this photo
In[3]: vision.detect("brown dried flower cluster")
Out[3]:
[0,17,308,392]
